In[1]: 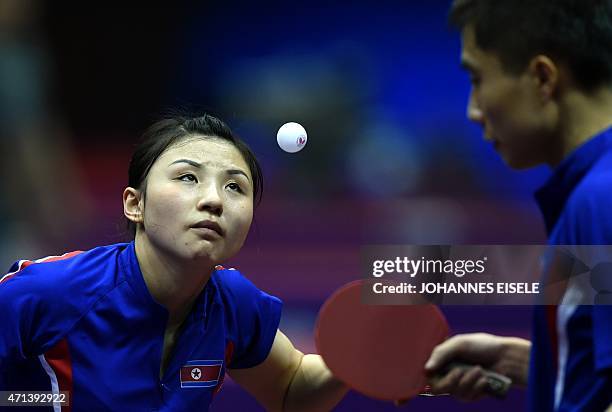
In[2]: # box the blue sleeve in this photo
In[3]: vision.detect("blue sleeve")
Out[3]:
[561,173,612,245]
[563,177,612,371]
[0,262,77,364]
[0,262,34,363]
[216,269,283,369]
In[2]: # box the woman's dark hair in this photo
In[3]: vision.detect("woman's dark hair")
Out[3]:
[126,113,263,237]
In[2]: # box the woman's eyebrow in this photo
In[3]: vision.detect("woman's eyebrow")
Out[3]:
[227,169,250,182]
[169,159,201,168]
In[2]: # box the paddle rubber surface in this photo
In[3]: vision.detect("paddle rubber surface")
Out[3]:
[315,280,449,400]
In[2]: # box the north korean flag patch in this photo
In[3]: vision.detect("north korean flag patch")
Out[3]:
[180,360,223,388]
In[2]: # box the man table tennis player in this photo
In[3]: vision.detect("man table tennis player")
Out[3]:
[424,1,612,411]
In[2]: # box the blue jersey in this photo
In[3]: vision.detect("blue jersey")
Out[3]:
[0,242,282,411]
[530,127,612,411]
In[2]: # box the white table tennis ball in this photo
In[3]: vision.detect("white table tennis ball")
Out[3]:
[277,122,307,153]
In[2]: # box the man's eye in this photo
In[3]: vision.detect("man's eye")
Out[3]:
[178,174,197,183]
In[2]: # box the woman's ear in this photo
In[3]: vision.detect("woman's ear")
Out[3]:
[123,187,144,224]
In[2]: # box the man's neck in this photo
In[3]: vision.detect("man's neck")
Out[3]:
[554,86,612,165]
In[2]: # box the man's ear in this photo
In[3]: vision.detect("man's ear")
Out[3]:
[123,187,144,224]
[528,55,559,100]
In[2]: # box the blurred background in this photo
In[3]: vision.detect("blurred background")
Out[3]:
[1,1,551,410]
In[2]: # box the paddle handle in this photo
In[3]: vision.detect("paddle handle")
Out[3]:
[444,362,512,398]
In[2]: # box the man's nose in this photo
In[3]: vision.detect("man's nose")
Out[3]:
[196,182,223,216]
[466,89,484,124]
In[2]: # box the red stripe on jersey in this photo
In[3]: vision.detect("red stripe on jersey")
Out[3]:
[545,305,559,370]
[45,337,73,412]
[0,251,83,284]
[213,340,235,397]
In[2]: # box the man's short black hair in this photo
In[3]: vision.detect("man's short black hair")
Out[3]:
[449,0,612,91]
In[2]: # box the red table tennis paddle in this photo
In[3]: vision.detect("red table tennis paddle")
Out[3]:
[314,280,511,401]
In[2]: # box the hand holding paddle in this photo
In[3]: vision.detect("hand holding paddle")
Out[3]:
[425,333,530,401]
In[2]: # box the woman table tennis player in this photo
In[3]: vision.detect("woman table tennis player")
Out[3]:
[0,114,349,411]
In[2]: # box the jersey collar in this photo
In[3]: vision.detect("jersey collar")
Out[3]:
[120,241,220,324]
[535,126,612,234]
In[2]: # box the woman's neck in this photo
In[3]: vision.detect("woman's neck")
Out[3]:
[134,233,215,324]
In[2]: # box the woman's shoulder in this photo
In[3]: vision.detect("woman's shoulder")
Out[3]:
[0,242,132,300]
[211,265,256,296]
[211,265,281,306]
[0,243,134,355]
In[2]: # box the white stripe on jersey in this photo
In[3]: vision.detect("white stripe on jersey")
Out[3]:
[554,273,593,410]
[38,354,63,412]
[555,303,577,410]
[0,260,30,283]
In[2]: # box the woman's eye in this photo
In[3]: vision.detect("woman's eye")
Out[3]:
[227,182,242,192]
[178,174,197,183]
